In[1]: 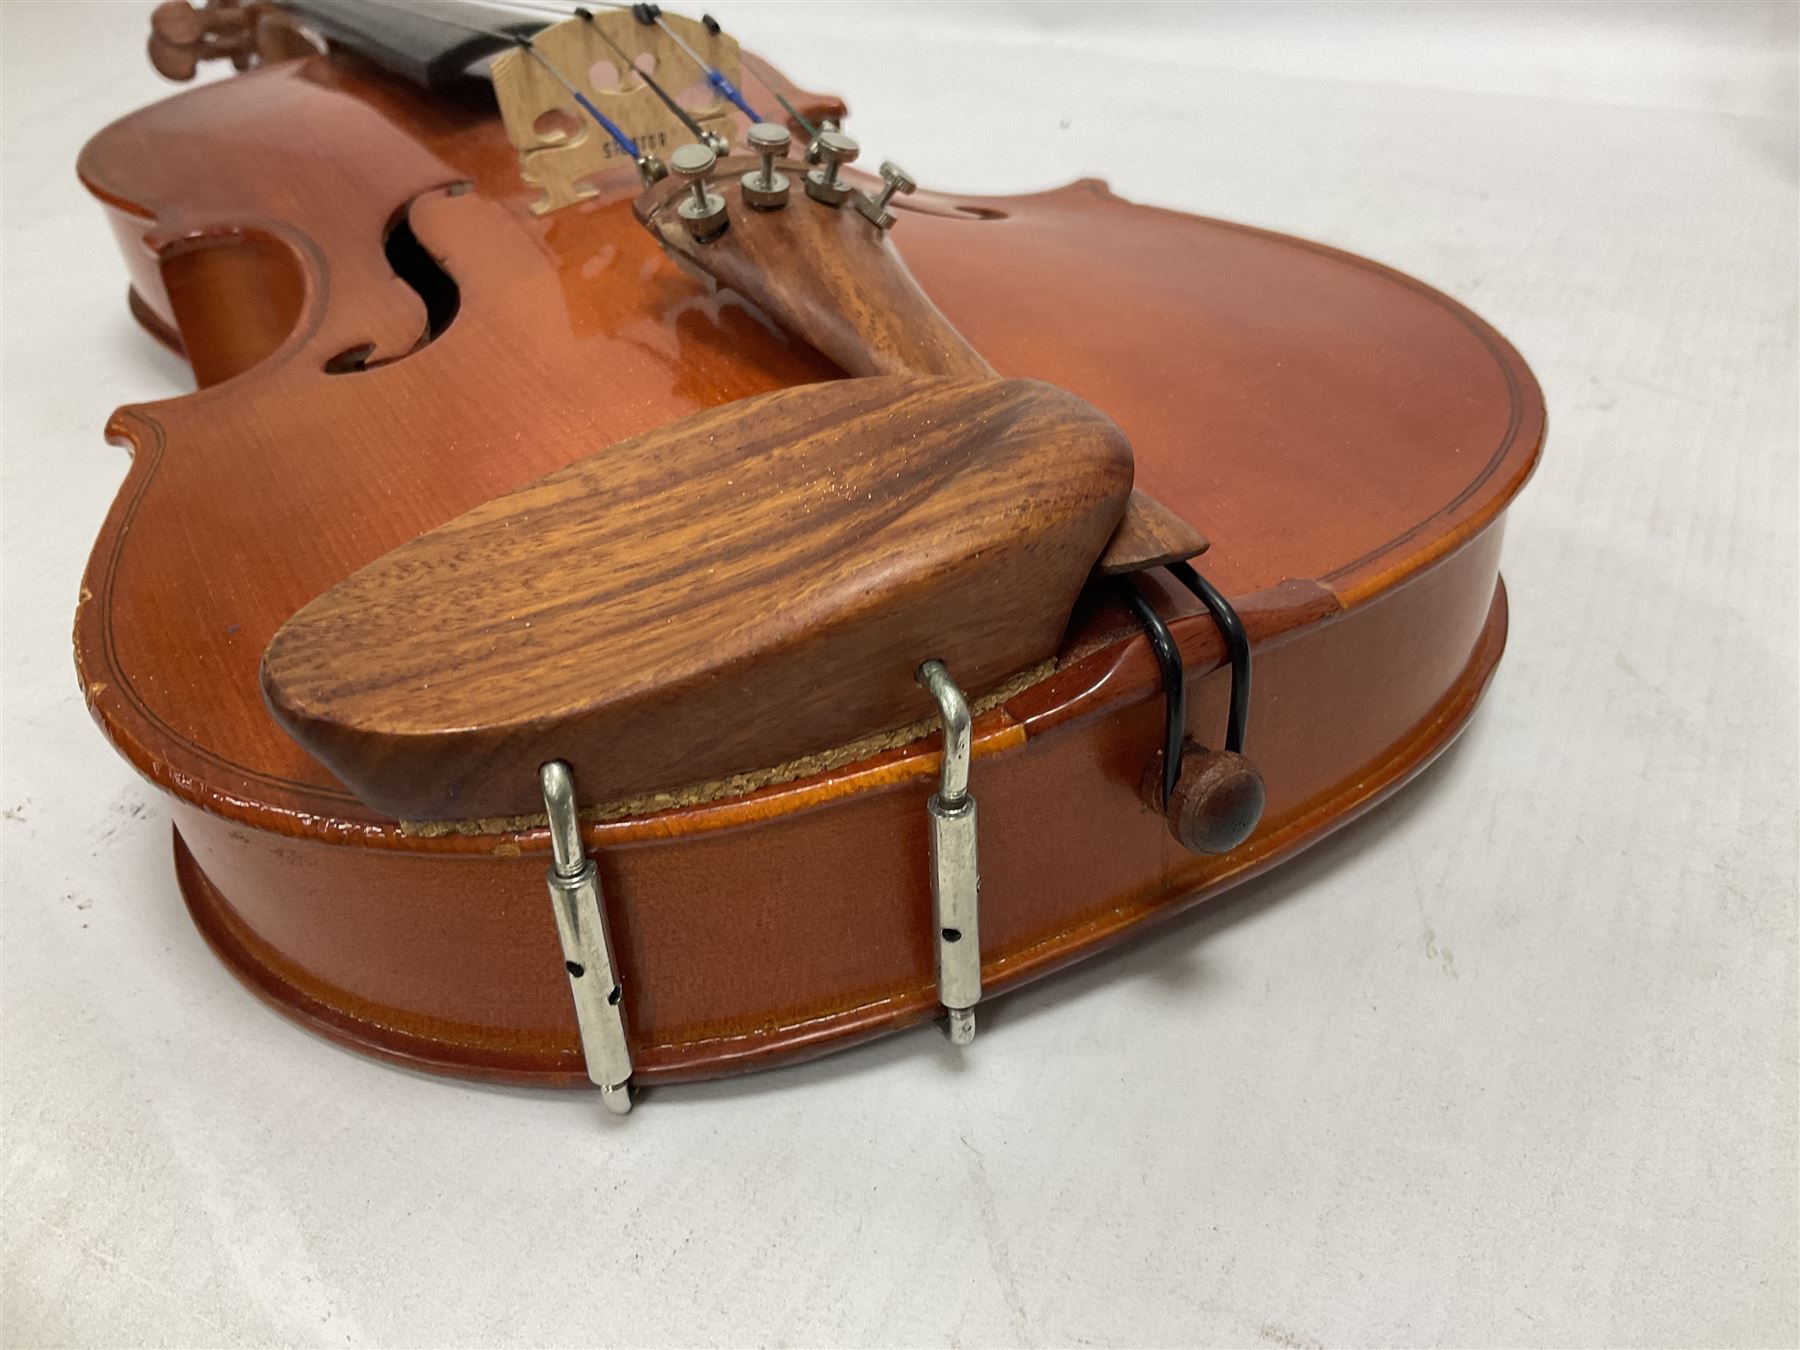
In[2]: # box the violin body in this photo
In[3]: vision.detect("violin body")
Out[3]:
[75,32,1541,1084]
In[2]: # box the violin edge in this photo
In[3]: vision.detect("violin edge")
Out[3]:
[167,549,1516,1085]
[68,59,1546,849]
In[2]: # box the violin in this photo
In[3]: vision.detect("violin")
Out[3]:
[76,0,1544,1111]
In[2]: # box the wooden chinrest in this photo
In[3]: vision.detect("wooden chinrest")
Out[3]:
[261,375,1134,821]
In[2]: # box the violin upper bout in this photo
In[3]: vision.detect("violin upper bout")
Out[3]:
[77,66,492,388]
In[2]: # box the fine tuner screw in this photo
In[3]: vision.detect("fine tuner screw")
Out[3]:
[742,122,791,211]
[802,118,841,164]
[669,141,728,241]
[804,130,859,207]
[855,160,916,230]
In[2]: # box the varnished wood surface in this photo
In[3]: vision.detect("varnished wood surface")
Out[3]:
[179,535,1508,1083]
[639,154,994,380]
[264,376,1133,820]
[1097,489,1212,576]
[638,159,1207,573]
[71,50,1544,1081]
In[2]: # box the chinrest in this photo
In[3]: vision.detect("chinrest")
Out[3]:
[261,375,1136,820]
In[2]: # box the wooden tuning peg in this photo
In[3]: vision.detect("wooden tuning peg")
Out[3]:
[145,0,302,82]
[147,31,201,81]
[150,1,204,45]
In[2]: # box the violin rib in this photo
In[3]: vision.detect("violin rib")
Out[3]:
[72,46,1542,1085]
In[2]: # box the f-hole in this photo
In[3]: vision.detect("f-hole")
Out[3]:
[323,193,463,374]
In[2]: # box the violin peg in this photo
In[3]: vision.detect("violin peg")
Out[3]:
[146,0,285,81]
[147,31,200,81]
[1162,745,1266,856]
[208,4,253,39]
[150,1,203,44]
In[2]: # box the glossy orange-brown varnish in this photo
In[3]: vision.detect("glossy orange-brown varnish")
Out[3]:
[75,53,1543,1082]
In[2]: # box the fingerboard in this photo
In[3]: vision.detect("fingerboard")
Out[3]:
[278,0,532,88]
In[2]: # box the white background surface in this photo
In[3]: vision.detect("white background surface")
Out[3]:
[3,2,1796,1345]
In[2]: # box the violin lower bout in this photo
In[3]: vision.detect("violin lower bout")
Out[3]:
[166,524,1510,1086]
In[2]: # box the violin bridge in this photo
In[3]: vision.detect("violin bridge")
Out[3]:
[539,762,634,1115]
[491,11,741,215]
[918,661,982,1044]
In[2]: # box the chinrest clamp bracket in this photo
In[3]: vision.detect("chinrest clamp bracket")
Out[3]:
[540,761,634,1116]
[1118,562,1267,856]
[918,660,981,1045]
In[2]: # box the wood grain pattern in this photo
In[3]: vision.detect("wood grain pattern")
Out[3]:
[637,155,993,379]
[70,50,1544,1083]
[1098,489,1212,576]
[263,376,1133,819]
[637,160,1208,573]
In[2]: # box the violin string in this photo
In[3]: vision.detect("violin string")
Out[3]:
[476,0,720,147]
[631,8,818,138]
[772,90,819,139]
[637,7,765,123]
[386,0,647,163]
[485,0,764,122]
